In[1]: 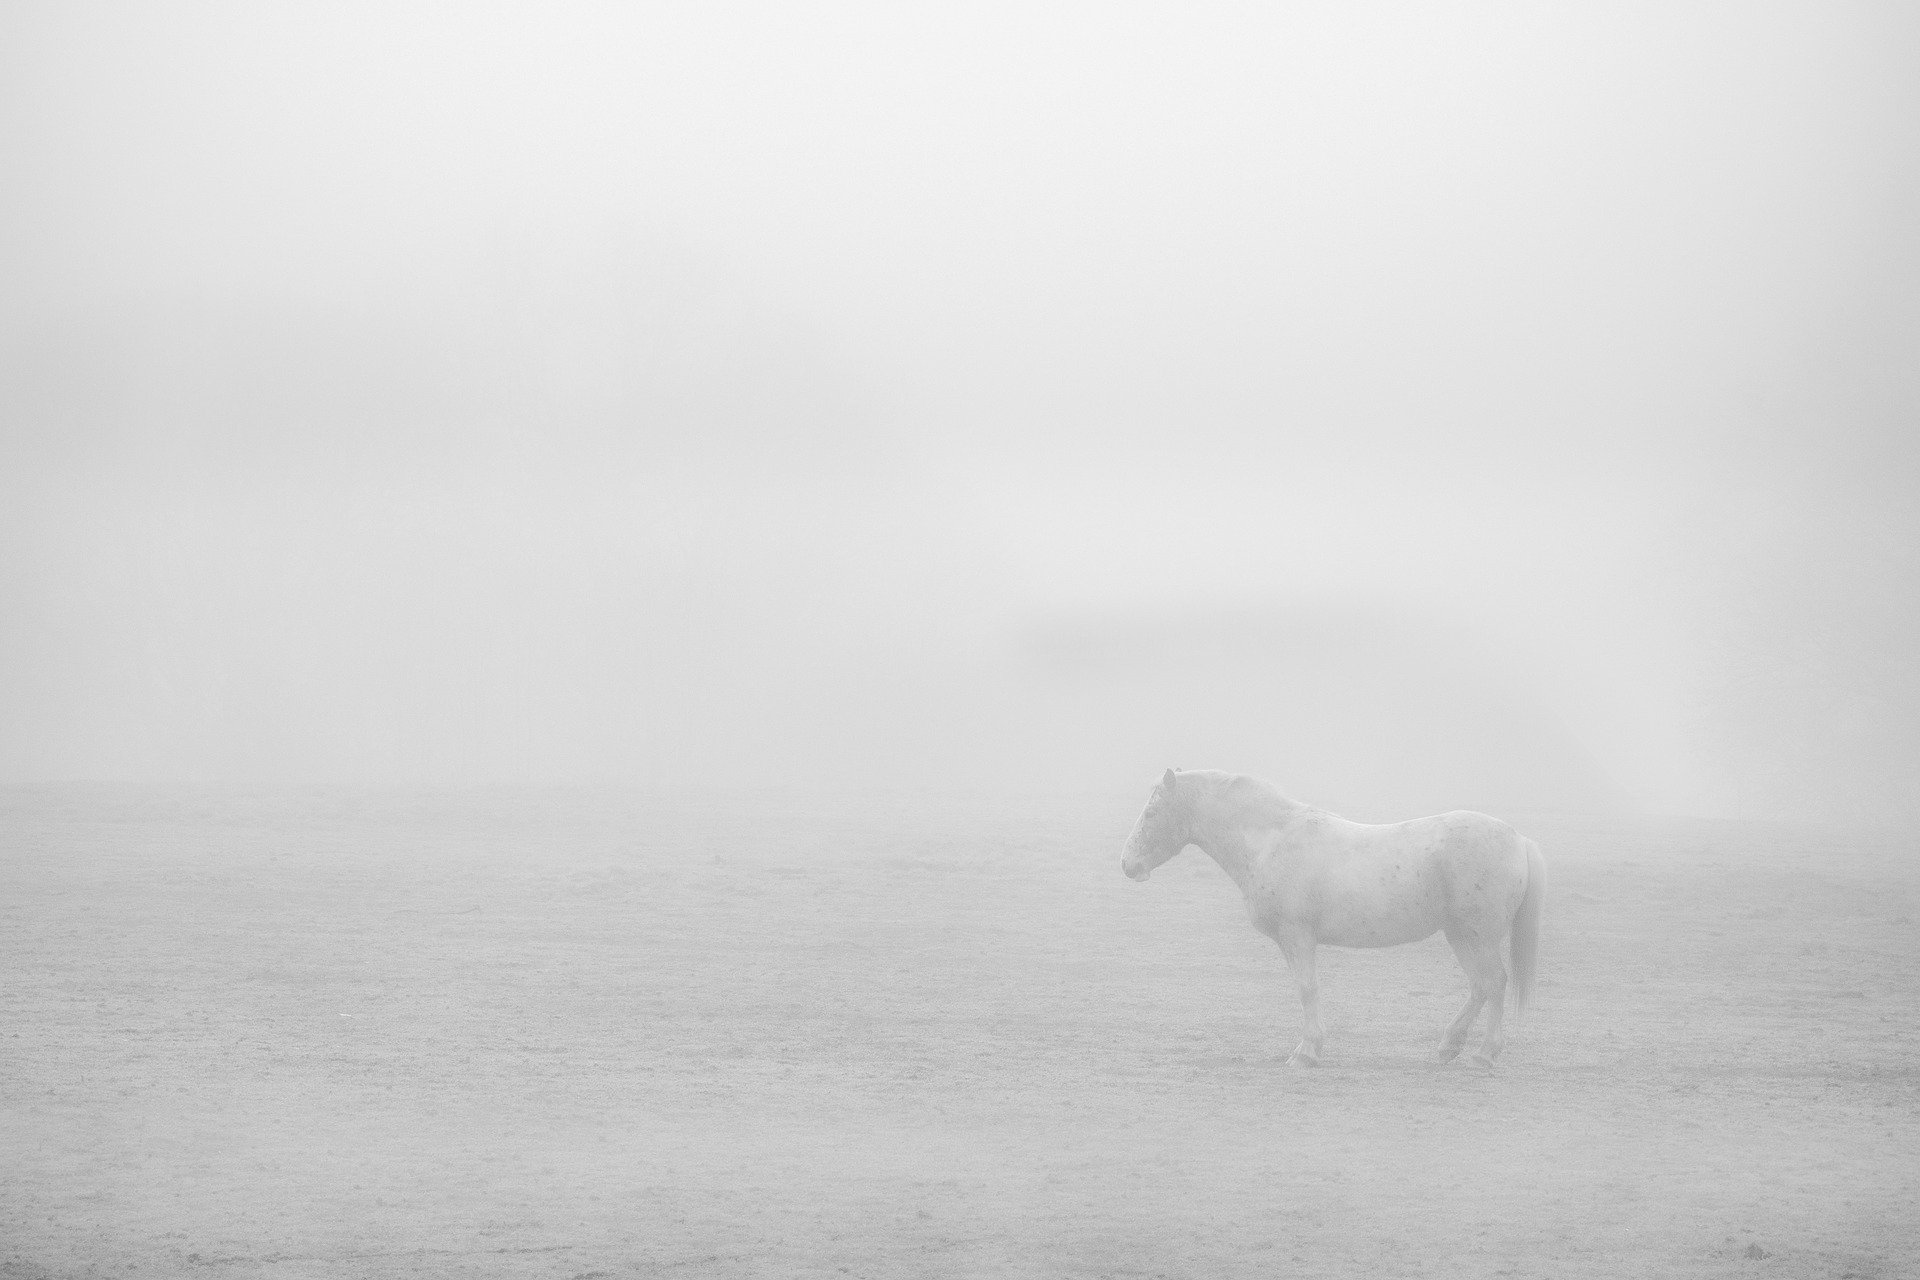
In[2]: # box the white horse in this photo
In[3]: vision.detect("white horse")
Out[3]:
[1121,769,1545,1066]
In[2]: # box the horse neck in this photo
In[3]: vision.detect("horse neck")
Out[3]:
[1181,782,1276,895]
[1182,786,1259,898]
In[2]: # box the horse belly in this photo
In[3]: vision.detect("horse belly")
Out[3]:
[1314,870,1447,948]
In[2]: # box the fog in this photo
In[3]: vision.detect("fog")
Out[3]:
[3,2,1916,818]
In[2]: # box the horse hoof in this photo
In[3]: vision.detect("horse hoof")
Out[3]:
[1285,1051,1319,1068]
[1468,1053,1497,1069]
[1428,1047,1462,1066]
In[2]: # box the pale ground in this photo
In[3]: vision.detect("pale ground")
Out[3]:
[3,786,1917,1280]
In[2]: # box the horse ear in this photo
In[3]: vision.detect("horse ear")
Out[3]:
[1162,767,1177,789]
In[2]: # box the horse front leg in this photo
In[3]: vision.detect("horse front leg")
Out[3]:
[1277,931,1323,1067]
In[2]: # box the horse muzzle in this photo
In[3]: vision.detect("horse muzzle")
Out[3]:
[1122,858,1150,882]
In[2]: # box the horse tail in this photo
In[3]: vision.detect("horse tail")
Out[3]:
[1509,836,1545,1014]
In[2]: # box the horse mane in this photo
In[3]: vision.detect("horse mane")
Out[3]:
[1179,770,1302,824]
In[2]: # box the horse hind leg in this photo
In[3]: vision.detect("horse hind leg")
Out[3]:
[1430,987,1484,1064]
[1474,944,1512,1065]
[1433,927,1507,1066]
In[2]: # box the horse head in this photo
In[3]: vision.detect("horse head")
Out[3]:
[1121,768,1190,881]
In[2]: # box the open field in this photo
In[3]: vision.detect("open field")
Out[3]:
[3,786,1918,1279]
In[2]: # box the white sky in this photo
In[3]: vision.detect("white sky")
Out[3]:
[3,2,1916,815]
